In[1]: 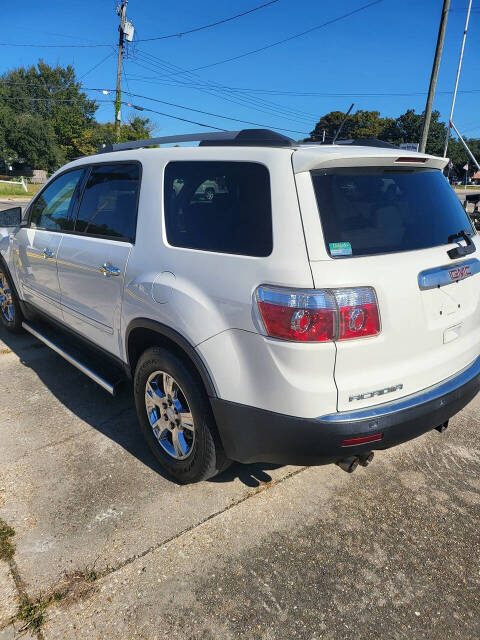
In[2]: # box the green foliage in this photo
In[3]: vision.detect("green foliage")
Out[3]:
[0,61,154,172]
[0,183,42,197]
[0,518,15,561]
[309,107,479,178]
[309,109,395,141]
[17,591,65,632]
[0,61,97,167]
[447,137,480,178]
[7,113,61,170]
[73,116,154,155]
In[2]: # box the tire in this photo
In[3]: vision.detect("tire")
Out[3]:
[134,346,230,484]
[0,264,23,333]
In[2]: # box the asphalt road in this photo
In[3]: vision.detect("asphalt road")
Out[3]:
[0,198,31,212]
[0,318,479,639]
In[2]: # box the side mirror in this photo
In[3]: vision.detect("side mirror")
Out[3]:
[0,207,22,227]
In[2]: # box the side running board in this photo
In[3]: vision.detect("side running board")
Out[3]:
[22,321,116,395]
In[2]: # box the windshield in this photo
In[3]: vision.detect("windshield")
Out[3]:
[311,167,474,258]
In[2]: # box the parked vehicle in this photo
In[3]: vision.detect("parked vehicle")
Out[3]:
[1,129,479,482]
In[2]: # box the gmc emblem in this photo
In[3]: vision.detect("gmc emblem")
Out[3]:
[449,265,471,281]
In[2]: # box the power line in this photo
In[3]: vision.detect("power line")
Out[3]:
[1,87,477,140]
[190,0,385,71]
[78,51,116,81]
[2,77,479,100]
[129,50,317,123]
[96,87,309,134]
[0,93,227,130]
[120,101,227,130]
[122,75,480,98]
[129,57,314,127]
[0,41,111,48]
[136,0,280,42]
[0,92,308,135]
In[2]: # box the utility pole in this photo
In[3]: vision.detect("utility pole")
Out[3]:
[419,0,450,154]
[114,0,127,141]
[443,0,473,157]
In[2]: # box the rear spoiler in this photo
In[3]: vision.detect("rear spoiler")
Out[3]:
[292,148,448,173]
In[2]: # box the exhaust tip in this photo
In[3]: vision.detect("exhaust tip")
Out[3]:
[358,452,374,467]
[336,456,359,473]
[336,451,375,473]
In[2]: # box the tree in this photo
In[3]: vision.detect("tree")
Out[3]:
[308,108,448,154]
[308,109,396,142]
[309,110,352,141]
[73,117,154,156]
[5,112,60,171]
[447,137,480,179]
[0,61,155,171]
[0,61,97,163]
[382,109,447,155]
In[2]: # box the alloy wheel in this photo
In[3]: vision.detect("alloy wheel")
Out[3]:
[145,370,195,460]
[0,270,14,323]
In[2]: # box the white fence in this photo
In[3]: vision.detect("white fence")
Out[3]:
[0,177,27,192]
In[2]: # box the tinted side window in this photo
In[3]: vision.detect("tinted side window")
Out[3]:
[164,161,272,256]
[30,170,85,231]
[75,163,140,241]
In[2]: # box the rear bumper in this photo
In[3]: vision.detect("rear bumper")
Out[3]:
[211,356,480,465]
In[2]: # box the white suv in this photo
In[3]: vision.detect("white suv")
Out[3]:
[1,129,479,483]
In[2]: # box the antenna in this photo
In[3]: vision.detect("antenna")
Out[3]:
[332,103,354,144]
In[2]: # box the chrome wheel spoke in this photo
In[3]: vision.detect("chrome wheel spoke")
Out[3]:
[163,373,175,399]
[179,411,194,431]
[145,380,165,409]
[172,428,187,458]
[145,380,155,399]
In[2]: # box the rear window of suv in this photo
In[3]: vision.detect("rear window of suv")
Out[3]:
[311,167,474,258]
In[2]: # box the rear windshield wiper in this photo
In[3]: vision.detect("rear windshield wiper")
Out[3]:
[447,229,475,259]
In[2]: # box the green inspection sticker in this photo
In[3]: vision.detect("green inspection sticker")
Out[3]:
[329,241,352,256]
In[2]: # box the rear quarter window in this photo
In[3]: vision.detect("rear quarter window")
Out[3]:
[311,167,474,258]
[164,161,272,257]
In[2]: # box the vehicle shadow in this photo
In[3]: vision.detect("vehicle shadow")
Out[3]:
[208,462,282,487]
[0,325,283,486]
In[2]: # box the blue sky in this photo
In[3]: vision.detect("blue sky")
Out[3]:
[1,0,479,140]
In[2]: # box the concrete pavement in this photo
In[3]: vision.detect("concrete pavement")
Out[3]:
[0,323,479,639]
[0,188,479,638]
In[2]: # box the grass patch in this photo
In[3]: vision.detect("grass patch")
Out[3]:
[0,518,15,561]
[0,183,42,197]
[85,568,98,582]
[17,592,65,632]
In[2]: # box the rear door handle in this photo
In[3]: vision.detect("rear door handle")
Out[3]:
[99,263,120,277]
[42,248,54,259]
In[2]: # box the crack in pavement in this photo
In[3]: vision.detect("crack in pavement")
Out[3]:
[96,464,309,580]
[3,463,310,630]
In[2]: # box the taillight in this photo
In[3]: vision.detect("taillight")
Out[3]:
[256,288,336,342]
[255,285,380,342]
[334,288,380,340]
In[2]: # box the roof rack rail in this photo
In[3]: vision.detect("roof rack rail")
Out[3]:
[97,129,295,154]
